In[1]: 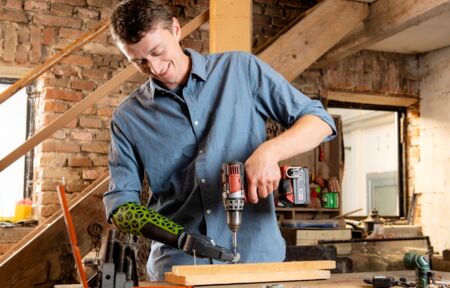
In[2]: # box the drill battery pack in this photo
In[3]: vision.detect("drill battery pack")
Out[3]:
[279,166,310,205]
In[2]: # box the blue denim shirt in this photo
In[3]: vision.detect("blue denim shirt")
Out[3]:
[104,49,336,280]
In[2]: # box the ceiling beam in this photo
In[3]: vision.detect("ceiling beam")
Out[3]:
[326,90,419,107]
[314,0,450,68]
[258,0,368,82]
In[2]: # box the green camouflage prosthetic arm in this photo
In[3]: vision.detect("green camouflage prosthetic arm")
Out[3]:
[112,202,238,262]
[112,202,184,248]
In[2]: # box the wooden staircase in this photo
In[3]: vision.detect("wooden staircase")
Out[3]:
[0,1,368,287]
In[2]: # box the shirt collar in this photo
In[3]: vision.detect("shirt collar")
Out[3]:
[184,48,207,82]
[149,48,207,95]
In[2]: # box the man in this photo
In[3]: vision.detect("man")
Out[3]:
[103,0,336,281]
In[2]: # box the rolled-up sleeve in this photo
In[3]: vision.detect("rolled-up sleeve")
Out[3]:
[103,118,143,220]
[248,55,337,142]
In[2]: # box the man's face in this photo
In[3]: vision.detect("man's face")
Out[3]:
[119,18,188,90]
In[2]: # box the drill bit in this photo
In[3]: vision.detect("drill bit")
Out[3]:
[232,231,238,256]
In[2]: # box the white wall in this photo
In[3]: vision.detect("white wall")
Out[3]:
[0,84,27,217]
[415,46,450,255]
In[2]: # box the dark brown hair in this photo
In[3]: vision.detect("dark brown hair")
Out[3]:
[111,0,174,44]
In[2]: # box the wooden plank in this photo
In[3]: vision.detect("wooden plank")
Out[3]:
[0,21,110,105]
[209,0,251,53]
[326,90,419,107]
[165,269,330,286]
[0,65,33,79]
[172,260,335,275]
[0,10,210,173]
[315,0,450,68]
[0,173,110,288]
[258,0,368,82]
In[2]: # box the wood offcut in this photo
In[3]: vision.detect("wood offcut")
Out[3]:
[165,261,335,286]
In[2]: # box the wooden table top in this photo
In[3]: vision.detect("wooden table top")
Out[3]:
[140,270,450,288]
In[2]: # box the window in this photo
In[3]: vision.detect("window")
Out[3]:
[0,82,28,217]
[328,108,404,217]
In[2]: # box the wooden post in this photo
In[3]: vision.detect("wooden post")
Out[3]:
[209,0,252,53]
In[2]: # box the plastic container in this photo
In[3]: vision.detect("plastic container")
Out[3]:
[14,198,33,222]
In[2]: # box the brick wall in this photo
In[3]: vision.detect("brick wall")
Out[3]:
[414,46,450,254]
[1,0,420,222]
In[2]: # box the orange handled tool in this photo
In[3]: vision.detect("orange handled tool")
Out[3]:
[57,184,89,288]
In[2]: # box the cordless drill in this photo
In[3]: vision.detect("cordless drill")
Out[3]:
[404,252,434,288]
[221,161,245,258]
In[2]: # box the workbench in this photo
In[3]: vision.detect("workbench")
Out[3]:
[141,270,450,287]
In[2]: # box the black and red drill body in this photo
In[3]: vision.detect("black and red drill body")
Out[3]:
[221,161,245,257]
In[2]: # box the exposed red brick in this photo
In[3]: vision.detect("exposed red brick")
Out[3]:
[37,180,60,191]
[87,0,113,7]
[70,79,96,91]
[44,100,69,113]
[38,191,59,205]
[24,1,48,11]
[5,0,23,9]
[77,7,99,19]
[81,68,109,80]
[59,27,85,41]
[16,44,28,63]
[97,106,113,117]
[62,55,94,68]
[68,156,93,167]
[3,23,17,62]
[100,7,113,19]
[65,179,85,193]
[81,107,97,115]
[44,88,83,102]
[51,2,73,16]
[42,114,78,128]
[70,131,93,141]
[52,65,78,77]
[33,14,82,28]
[95,130,110,141]
[82,168,106,180]
[50,130,67,140]
[45,77,69,88]
[79,117,102,128]
[30,26,42,64]
[81,143,109,153]
[38,154,67,166]
[17,26,29,44]
[92,155,108,166]
[0,10,28,22]
[53,0,86,6]
[42,27,55,45]
[41,140,80,153]
[39,205,58,218]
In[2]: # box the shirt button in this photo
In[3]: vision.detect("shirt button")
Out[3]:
[199,149,203,154]
[206,209,211,214]
[201,178,206,183]
[194,121,199,126]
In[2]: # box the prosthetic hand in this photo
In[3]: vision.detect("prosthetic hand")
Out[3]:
[112,202,239,262]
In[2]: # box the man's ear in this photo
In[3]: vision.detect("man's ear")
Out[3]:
[172,17,182,41]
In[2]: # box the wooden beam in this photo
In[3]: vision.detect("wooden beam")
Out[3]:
[0,10,210,173]
[0,173,110,288]
[326,90,419,107]
[0,65,33,79]
[209,0,252,53]
[257,0,368,82]
[315,0,450,68]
